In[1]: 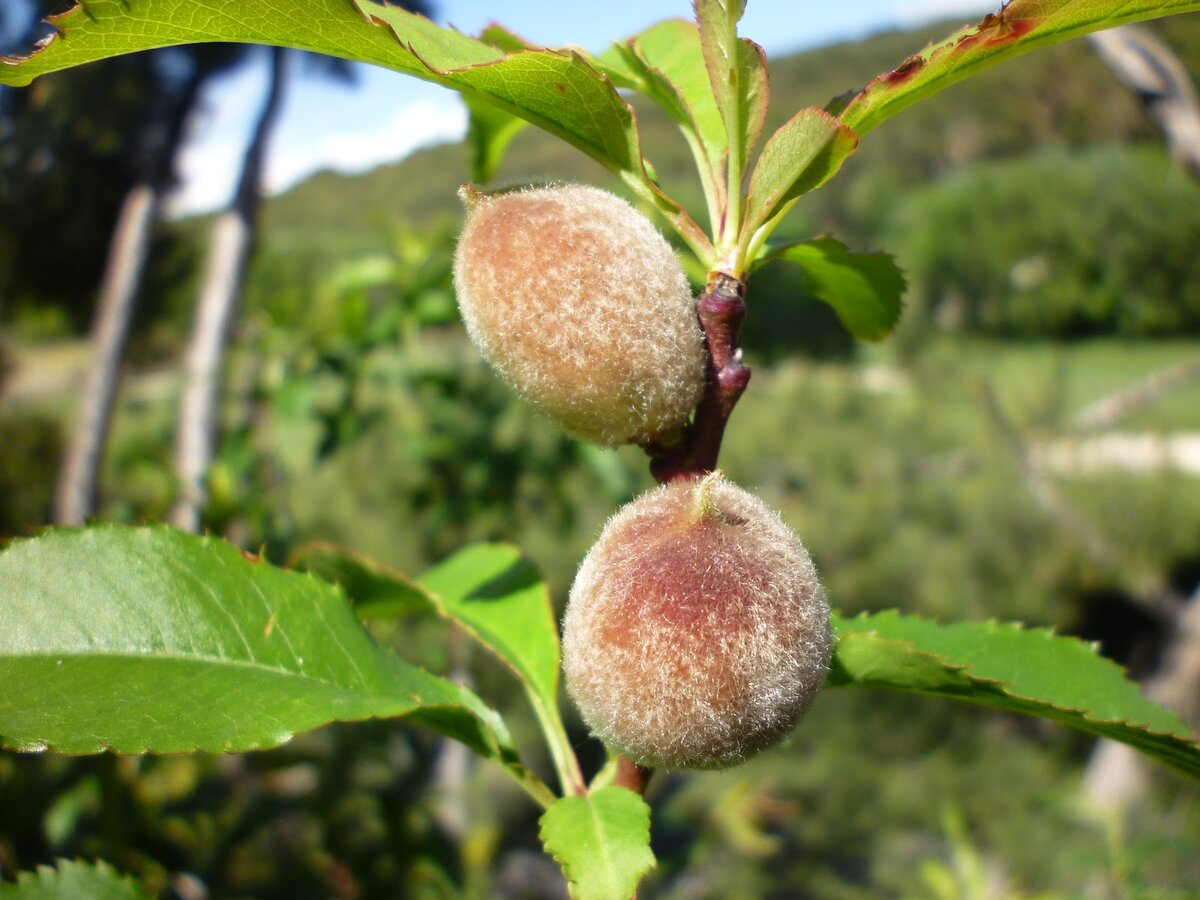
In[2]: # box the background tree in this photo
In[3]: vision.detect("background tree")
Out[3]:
[0,3,182,330]
[170,46,292,533]
[168,9,432,532]
[1091,23,1200,174]
[52,42,243,525]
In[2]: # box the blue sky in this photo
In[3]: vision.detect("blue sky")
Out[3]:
[171,0,996,214]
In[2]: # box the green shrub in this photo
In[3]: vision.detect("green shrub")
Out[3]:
[890,146,1200,338]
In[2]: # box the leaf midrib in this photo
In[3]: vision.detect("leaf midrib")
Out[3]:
[0,650,403,696]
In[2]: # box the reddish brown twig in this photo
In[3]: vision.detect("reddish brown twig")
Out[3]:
[644,271,750,484]
[612,756,654,795]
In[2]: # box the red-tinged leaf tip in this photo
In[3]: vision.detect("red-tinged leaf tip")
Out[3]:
[1,1,75,68]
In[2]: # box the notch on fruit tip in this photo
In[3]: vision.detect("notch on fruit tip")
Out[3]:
[691,469,726,522]
[457,184,485,209]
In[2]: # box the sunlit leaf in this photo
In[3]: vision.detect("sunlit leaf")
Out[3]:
[616,19,728,207]
[589,43,650,91]
[0,859,149,900]
[694,0,768,170]
[0,3,635,196]
[296,543,560,721]
[292,541,582,793]
[539,787,655,900]
[0,526,518,771]
[459,23,535,182]
[831,0,1200,136]
[476,22,535,53]
[829,611,1200,781]
[757,236,904,341]
[289,542,430,621]
[742,109,858,233]
[419,544,561,711]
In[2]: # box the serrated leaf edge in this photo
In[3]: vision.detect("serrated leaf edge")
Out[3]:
[7,857,149,898]
[833,609,1199,744]
[538,788,655,900]
[0,526,517,760]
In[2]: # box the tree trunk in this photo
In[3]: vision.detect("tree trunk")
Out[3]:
[54,67,207,525]
[1090,25,1200,176]
[170,48,288,533]
[1083,587,1200,817]
[54,184,160,525]
[1072,28,1200,802]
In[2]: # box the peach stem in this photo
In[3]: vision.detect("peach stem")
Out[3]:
[613,756,654,795]
[645,271,750,484]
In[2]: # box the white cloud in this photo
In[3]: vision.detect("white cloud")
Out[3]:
[165,61,270,218]
[265,100,468,195]
[168,98,468,218]
[168,130,245,218]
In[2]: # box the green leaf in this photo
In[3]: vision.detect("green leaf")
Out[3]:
[617,20,728,208]
[461,24,534,183]
[0,859,149,900]
[694,0,768,168]
[0,3,623,173]
[0,0,495,85]
[419,545,561,710]
[292,541,584,794]
[694,0,769,245]
[476,22,534,53]
[0,526,517,769]
[829,611,1200,781]
[539,787,656,900]
[589,44,651,92]
[758,236,904,341]
[295,543,560,729]
[831,0,1200,136]
[743,109,858,234]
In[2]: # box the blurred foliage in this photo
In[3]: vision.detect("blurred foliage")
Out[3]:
[0,721,549,899]
[10,319,1199,895]
[0,410,60,536]
[889,146,1200,339]
[643,692,1200,899]
[720,342,1200,629]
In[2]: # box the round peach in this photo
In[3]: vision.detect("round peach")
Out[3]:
[562,473,831,770]
[453,184,706,446]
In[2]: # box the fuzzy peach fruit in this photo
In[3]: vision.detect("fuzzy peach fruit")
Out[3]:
[453,184,706,446]
[562,472,832,770]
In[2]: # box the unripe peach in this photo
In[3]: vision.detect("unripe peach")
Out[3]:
[562,473,831,770]
[452,184,706,446]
